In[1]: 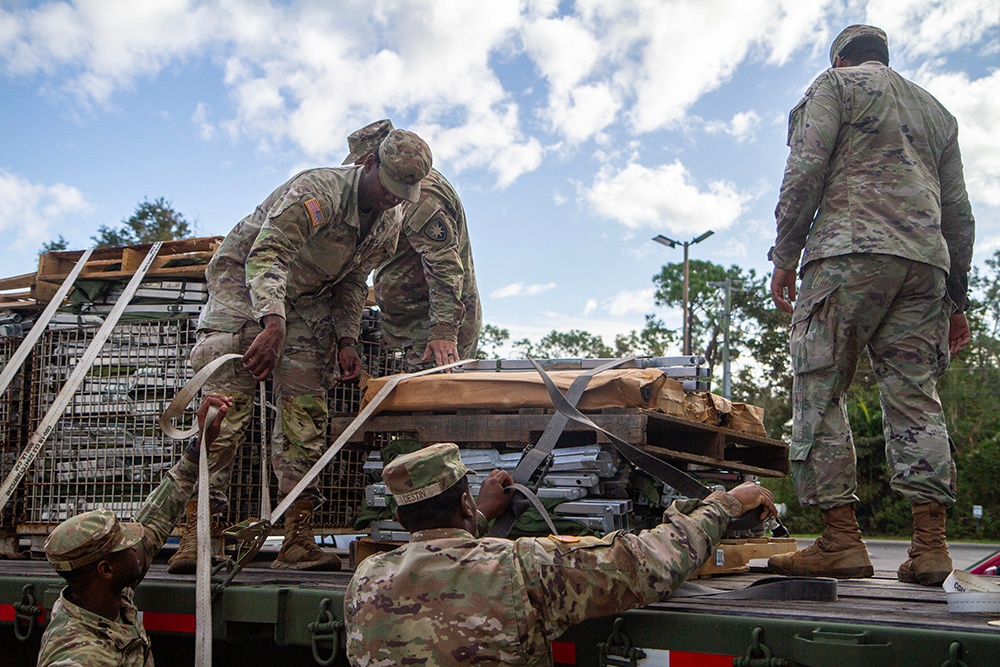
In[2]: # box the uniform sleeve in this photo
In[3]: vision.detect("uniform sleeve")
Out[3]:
[770,73,844,270]
[408,211,466,342]
[938,131,976,312]
[329,266,369,342]
[132,456,199,580]
[517,491,741,641]
[245,197,326,323]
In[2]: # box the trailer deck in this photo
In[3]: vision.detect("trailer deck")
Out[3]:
[3,553,998,666]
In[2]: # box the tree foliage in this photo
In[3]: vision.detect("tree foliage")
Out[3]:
[476,324,510,359]
[91,197,193,247]
[39,235,69,255]
[513,329,613,359]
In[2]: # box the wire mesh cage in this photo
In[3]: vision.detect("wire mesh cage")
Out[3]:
[20,308,404,539]
[1,336,30,532]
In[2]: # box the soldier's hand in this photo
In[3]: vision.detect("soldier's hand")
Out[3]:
[770,268,797,314]
[727,481,778,520]
[949,313,971,355]
[338,344,362,382]
[197,393,232,447]
[422,339,460,371]
[476,469,513,521]
[244,315,286,380]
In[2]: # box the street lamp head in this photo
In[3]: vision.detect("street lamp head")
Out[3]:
[652,234,678,249]
[693,230,715,244]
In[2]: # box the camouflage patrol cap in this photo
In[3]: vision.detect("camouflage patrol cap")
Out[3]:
[377,129,432,204]
[383,442,470,506]
[342,119,395,165]
[44,509,144,572]
[830,24,888,66]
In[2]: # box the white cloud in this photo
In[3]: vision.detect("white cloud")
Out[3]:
[582,298,597,316]
[911,65,1000,208]
[607,288,656,317]
[0,171,91,249]
[586,160,754,231]
[866,0,1000,61]
[491,282,558,298]
[705,111,763,143]
[192,102,215,140]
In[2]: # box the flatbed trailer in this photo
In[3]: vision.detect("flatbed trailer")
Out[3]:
[3,557,998,666]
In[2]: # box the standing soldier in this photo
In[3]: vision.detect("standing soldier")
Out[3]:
[343,120,481,369]
[168,129,432,574]
[767,25,975,585]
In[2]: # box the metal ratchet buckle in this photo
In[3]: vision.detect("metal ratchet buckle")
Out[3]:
[211,518,273,594]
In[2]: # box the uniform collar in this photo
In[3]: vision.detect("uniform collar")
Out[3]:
[409,527,476,542]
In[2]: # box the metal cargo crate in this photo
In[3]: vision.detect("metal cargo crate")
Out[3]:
[1,336,30,535]
[19,310,402,545]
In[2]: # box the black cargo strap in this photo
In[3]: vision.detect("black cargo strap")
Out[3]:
[672,576,837,601]
[487,357,636,538]
[528,358,787,536]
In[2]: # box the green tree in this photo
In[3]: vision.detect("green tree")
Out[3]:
[513,329,613,359]
[39,235,70,255]
[476,324,510,359]
[92,197,193,247]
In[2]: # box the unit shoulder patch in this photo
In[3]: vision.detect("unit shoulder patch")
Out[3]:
[304,198,324,226]
[421,216,449,243]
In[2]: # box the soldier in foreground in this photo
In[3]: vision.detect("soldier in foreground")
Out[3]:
[343,120,481,370]
[768,25,976,585]
[344,443,776,666]
[168,129,432,574]
[37,394,231,667]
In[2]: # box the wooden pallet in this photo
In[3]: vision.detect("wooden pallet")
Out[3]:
[31,236,224,303]
[329,407,789,477]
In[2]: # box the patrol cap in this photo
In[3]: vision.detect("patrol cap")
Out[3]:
[342,119,395,165]
[377,129,432,203]
[44,509,144,573]
[383,442,469,506]
[830,24,888,66]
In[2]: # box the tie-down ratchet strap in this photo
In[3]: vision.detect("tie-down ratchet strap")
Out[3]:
[526,358,787,536]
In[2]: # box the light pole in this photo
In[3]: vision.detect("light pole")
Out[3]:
[652,231,714,356]
[708,278,743,398]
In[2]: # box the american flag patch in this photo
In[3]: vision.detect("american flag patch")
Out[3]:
[304,198,324,226]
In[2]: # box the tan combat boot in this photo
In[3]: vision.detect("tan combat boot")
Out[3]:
[768,503,874,579]
[271,499,341,571]
[167,500,225,574]
[897,502,953,586]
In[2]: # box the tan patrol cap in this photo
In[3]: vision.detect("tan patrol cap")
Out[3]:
[830,24,889,66]
[377,129,432,203]
[44,509,144,572]
[342,119,395,165]
[382,442,470,506]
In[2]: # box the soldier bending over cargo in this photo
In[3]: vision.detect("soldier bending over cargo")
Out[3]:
[169,129,433,574]
[37,394,231,667]
[344,443,776,666]
[343,119,482,370]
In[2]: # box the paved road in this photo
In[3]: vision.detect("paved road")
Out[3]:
[751,538,999,572]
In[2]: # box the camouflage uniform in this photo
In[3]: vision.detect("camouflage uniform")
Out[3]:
[196,166,404,506]
[344,444,741,666]
[343,120,481,369]
[374,167,481,368]
[770,26,975,509]
[37,456,201,666]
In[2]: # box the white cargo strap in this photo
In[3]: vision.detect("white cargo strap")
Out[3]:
[159,353,244,439]
[944,569,1000,614]
[270,358,476,523]
[195,404,220,667]
[0,248,94,398]
[258,381,272,517]
[0,243,162,512]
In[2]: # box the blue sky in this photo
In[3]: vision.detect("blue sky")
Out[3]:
[2,0,998,358]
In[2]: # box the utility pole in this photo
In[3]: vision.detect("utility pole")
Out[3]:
[708,278,743,398]
[652,231,714,356]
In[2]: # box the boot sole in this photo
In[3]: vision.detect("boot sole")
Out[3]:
[770,563,874,579]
